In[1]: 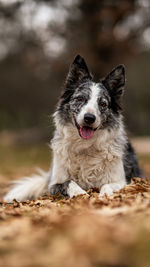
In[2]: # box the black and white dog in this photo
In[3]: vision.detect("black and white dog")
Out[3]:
[4,55,142,202]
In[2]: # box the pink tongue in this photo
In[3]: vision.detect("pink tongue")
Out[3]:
[80,126,94,140]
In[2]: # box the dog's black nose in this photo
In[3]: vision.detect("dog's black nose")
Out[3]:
[84,113,96,124]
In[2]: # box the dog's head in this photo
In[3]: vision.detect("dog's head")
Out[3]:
[57,55,125,140]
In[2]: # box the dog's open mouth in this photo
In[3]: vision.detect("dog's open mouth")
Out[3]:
[74,119,96,140]
[79,126,94,140]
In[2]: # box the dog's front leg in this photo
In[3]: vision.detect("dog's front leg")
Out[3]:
[99,160,126,197]
[48,153,87,198]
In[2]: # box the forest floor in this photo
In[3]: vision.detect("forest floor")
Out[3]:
[0,139,150,267]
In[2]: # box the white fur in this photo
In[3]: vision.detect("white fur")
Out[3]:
[67,181,87,198]
[99,181,125,197]
[76,83,101,129]
[4,170,49,203]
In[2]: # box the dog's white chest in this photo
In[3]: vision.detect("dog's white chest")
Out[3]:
[68,145,121,189]
[67,149,104,189]
[53,136,119,190]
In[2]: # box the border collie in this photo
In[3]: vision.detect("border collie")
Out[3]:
[4,55,142,202]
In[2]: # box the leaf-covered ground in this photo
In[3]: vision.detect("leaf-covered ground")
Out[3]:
[0,143,150,267]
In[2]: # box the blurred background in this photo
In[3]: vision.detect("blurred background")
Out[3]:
[0,0,150,184]
[1,2,150,265]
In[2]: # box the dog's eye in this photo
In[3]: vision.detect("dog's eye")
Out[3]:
[99,100,107,108]
[76,96,84,102]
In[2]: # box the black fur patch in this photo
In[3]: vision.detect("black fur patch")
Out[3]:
[102,65,125,113]
[123,141,143,183]
[49,180,71,197]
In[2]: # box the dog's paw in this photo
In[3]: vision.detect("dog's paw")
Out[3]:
[99,183,123,197]
[49,180,71,197]
[67,181,87,198]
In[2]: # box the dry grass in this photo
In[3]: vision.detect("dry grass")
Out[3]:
[0,143,150,267]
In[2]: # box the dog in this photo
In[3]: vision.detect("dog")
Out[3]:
[4,55,142,202]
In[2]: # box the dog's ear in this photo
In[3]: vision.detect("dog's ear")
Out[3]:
[102,65,125,112]
[102,65,125,96]
[65,55,92,89]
